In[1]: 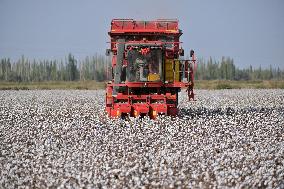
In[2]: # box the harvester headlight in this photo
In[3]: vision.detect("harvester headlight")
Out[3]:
[117,110,121,117]
[134,110,138,117]
[152,110,157,116]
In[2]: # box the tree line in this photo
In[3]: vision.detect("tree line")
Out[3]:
[195,57,284,80]
[0,54,283,82]
[0,53,111,82]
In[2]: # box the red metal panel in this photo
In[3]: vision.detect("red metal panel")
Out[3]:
[116,93,129,100]
[106,86,113,105]
[110,19,179,34]
[165,82,188,88]
[132,103,150,114]
[108,82,164,88]
[107,82,188,91]
[113,103,131,113]
[112,56,116,66]
[150,104,167,113]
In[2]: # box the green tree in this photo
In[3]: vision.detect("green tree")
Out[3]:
[67,53,78,81]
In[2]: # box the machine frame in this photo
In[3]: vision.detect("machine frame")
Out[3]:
[105,19,196,118]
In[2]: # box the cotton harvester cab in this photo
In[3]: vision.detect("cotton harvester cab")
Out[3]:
[105,19,196,119]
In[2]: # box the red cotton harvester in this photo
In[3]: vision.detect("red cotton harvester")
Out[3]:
[105,19,196,119]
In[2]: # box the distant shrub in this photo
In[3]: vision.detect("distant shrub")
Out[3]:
[19,86,29,90]
[0,87,12,90]
[40,86,50,90]
[255,84,265,89]
[76,86,88,90]
[216,83,233,89]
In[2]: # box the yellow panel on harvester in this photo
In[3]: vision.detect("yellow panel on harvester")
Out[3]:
[174,60,180,81]
[165,59,180,82]
[165,59,174,82]
[147,73,160,81]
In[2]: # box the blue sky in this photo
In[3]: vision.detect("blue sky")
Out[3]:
[0,0,283,68]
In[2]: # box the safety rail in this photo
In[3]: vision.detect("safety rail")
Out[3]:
[172,60,196,82]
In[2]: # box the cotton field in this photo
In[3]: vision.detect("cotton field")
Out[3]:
[0,89,283,188]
